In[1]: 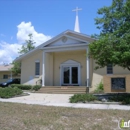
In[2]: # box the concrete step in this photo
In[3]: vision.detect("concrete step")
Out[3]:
[39,89,87,91]
[36,91,86,94]
[36,86,89,94]
[38,88,87,91]
[39,87,87,89]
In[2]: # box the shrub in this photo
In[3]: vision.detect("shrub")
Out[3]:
[109,94,130,105]
[11,84,32,90]
[97,82,104,90]
[32,85,41,91]
[0,87,22,98]
[69,94,97,103]
[94,82,104,94]
[122,97,130,105]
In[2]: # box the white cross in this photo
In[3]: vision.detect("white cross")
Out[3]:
[72,7,82,15]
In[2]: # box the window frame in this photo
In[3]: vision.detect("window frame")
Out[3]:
[107,64,113,74]
[35,61,40,77]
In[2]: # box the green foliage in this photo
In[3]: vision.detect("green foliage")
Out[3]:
[32,85,41,91]
[11,62,21,75]
[11,34,36,75]
[97,82,104,90]
[123,97,130,105]
[69,94,97,103]
[89,0,130,71]
[11,84,32,90]
[18,34,35,55]
[109,94,130,105]
[11,84,41,91]
[0,87,22,98]
[94,82,104,94]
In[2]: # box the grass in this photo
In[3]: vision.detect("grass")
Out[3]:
[0,102,130,130]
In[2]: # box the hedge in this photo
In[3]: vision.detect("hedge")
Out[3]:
[11,84,41,91]
[11,84,32,90]
[0,87,23,98]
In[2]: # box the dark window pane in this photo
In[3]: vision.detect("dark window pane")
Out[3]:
[3,75,8,79]
[72,67,78,84]
[63,67,70,84]
[107,64,113,74]
[35,62,40,75]
[111,78,125,89]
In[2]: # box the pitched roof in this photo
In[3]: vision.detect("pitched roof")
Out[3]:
[0,64,13,71]
[15,30,95,62]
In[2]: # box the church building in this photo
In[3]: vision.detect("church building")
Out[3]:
[15,7,130,93]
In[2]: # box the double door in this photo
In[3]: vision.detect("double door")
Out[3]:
[62,66,79,85]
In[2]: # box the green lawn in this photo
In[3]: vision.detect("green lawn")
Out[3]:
[0,102,129,130]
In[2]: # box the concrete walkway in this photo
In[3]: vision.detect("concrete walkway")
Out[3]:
[0,93,130,110]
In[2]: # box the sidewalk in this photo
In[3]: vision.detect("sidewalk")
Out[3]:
[0,93,130,110]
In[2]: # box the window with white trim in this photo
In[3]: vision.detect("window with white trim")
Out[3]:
[35,62,40,76]
[107,64,113,74]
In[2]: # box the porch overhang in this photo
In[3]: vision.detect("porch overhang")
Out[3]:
[42,43,89,52]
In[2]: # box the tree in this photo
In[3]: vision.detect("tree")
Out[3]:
[89,0,130,71]
[11,34,36,75]
[18,34,35,55]
[11,62,21,76]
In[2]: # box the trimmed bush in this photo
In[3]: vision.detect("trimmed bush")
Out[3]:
[69,94,97,103]
[0,87,23,98]
[11,84,32,90]
[32,85,41,91]
[11,84,41,91]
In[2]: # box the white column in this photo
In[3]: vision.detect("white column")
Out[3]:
[86,47,89,87]
[42,51,45,86]
[10,71,12,79]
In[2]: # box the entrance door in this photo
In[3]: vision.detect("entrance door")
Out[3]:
[62,66,79,85]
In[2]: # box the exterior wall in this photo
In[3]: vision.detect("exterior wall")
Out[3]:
[90,60,106,92]
[20,47,130,90]
[53,50,86,86]
[103,75,130,93]
[21,50,87,86]
[90,60,130,92]
[0,71,20,83]
[21,50,43,85]
[0,71,11,83]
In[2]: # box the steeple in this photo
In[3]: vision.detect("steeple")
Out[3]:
[72,7,82,33]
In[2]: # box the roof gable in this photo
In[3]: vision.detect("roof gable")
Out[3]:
[44,35,87,48]
[15,30,95,62]
[39,30,95,48]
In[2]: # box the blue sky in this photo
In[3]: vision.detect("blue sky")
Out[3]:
[0,0,112,64]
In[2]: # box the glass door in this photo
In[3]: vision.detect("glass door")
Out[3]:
[62,66,79,85]
[63,67,70,84]
[72,67,78,84]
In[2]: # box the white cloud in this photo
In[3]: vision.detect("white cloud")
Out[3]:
[0,41,21,64]
[0,21,52,64]
[17,21,51,46]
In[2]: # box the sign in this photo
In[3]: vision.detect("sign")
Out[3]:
[119,119,130,128]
